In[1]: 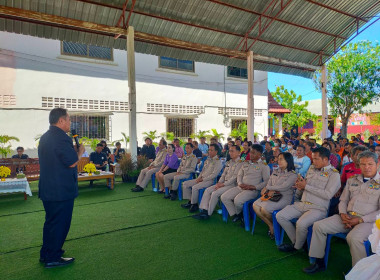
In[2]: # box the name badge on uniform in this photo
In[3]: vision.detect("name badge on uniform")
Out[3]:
[369,183,380,190]
[254,166,260,170]
[351,184,359,186]
[320,172,328,178]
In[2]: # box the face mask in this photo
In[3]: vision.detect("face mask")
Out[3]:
[281,144,286,148]
[288,145,292,149]
[274,143,279,147]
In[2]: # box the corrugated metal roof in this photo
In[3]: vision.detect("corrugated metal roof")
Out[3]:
[0,0,379,78]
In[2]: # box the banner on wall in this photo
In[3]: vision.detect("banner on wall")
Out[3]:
[336,114,371,127]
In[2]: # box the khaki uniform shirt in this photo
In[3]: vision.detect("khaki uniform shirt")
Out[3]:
[237,159,270,190]
[177,153,198,174]
[219,158,244,186]
[339,173,380,223]
[264,168,298,197]
[199,156,223,181]
[150,148,167,168]
[299,164,340,210]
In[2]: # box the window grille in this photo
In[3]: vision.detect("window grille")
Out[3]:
[167,118,194,138]
[231,119,247,131]
[70,114,109,140]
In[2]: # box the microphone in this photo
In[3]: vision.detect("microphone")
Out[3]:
[71,129,80,148]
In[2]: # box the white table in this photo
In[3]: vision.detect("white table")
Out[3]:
[0,178,32,200]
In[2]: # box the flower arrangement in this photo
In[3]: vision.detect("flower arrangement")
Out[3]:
[83,163,96,175]
[0,166,11,181]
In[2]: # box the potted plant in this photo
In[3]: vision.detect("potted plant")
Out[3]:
[119,153,135,182]
[0,135,19,158]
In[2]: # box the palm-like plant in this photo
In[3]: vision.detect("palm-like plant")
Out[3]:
[160,132,175,142]
[142,130,159,141]
[230,123,247,139]
[210,129,225,141]
[0,135,20,158]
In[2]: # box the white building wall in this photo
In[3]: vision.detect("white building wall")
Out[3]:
[0,31,268,157]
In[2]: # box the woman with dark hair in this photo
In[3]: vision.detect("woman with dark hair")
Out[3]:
[155,144,179,193]
[253,152,297,239]
[240,141,251,161]
[342,143,355,167]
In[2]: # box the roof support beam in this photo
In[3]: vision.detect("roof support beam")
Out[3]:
[205,0,346,40]
[0,5,319,73]
[75,0,327,56]
[304,0,368,22]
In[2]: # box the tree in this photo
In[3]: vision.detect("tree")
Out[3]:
[271,85,317,129]
[210,129,225,141]
[313,41,380,137]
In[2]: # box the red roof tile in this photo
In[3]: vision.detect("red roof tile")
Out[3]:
[268,91,291,114]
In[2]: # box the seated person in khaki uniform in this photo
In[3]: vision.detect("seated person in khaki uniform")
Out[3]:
[132,139,167,192]
[181,144,223,213]
[253,152,298,239]
[304,151,380,274]
[276,147,341,253]
[221,144,270,223]
[163,143,198,200]
[192,145,243,220]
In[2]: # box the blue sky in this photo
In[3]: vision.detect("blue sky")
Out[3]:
[268,16,380,101]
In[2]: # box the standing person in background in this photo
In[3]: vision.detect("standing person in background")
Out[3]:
[291,128,298,139]
[38,108,85,268]
[198,137,209,158]
[140,138,156,162]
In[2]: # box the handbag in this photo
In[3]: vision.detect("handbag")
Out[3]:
[261,191,283,202]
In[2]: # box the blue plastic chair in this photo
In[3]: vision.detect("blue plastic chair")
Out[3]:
[222,203,228,222]
[195,157,207,177]
[151,173,158,192]
[178,173,195,201]
[307,230,372,267]
[242,198,259,231]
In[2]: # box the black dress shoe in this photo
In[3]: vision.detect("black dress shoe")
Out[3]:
[170,192,177,201]
[192,212,209,220]
[163,194,171,199]
[181,201,192,208]
[189,204,199,213]
[232,214,242,223]
[45,257,75,268]
[278,243,296,252]
[303,262,326,274]
[131,186,144,192]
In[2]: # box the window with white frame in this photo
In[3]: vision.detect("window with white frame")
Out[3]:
[227,66,247,79]
[70,114,109,140]
[62,41,113,61]
[159,56,194,72]
[167,118,194,138]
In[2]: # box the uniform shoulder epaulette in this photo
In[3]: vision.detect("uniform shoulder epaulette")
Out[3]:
[291,170,296,174]
[262,162,268,165]
[332,168,339,173]
[238,159,243,163]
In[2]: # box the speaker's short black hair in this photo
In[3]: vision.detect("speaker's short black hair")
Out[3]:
[49,108,68,125]
[97,143,104,147]
[312,147,330,160]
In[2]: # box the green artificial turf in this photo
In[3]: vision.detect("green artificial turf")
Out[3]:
[0,179,352,279]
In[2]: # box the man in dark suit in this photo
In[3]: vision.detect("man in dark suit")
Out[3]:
[38,108,85,268]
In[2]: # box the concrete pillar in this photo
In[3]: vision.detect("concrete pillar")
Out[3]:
[247,51,254,141]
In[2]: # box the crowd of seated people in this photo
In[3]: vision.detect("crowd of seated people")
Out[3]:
[128,132,380,275]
